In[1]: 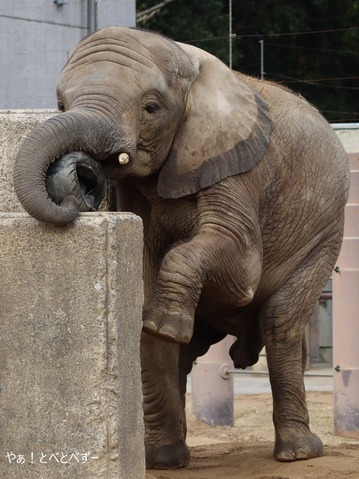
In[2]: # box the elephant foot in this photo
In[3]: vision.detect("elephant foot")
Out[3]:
[143,309,194,344]
[145,441,190,469]
[274,427,324,461]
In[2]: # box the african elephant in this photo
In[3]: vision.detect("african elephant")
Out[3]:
[13,27,349,469]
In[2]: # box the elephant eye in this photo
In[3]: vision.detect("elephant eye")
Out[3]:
[57,101,65,112]
[144,102,160,114]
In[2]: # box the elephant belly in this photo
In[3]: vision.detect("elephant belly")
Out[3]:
[195,293,263,369]
[196,291,260,337]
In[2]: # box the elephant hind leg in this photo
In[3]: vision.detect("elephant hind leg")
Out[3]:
[261,233,341,462]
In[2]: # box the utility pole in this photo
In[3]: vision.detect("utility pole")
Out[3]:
[229,0,233,69]
[259,39,265,79]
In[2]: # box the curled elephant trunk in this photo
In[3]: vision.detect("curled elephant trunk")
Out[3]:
[13,110,122,225]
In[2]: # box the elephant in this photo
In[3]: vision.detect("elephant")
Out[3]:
[13,27,350,469]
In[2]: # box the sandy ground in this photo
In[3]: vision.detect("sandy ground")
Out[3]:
[147,391,359,479]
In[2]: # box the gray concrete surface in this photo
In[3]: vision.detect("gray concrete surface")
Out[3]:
[0,212,145,478]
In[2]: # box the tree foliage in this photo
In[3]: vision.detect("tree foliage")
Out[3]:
[136,0,359,123]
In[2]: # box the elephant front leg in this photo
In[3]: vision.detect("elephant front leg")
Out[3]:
[143,223,262,343]
[143,241,204,343]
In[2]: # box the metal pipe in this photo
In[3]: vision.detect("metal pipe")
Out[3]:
[332,123,359,130]
[87,0,97,35]
[224,369,333,378]
[320,291,332,300]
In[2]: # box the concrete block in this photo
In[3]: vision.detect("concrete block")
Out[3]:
[0,110,55,212]
[0,212,145,478]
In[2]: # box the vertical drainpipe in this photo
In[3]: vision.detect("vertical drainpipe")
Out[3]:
[333,151,359,439]
[191,336,234,427]
[87,0,97,35]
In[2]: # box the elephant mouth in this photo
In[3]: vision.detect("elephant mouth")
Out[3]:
[45,152,108,212]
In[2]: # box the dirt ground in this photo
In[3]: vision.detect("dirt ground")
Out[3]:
[147,391,359,479]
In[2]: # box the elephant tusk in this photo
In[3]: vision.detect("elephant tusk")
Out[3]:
[118,152,130,165]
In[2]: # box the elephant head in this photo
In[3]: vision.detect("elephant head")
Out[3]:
[14,27,272,224]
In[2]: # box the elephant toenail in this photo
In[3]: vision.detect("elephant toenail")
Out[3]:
[296,449,308,459]
[276,451,295,462]
[158,324,178,339]
[143,320,158,332]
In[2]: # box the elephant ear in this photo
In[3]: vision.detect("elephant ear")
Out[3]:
[157,43,272,199]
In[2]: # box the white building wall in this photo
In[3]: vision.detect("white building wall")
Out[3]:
[0,0,135,109]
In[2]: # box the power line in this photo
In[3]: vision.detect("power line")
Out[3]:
[265,42,357,55]
[283,75,359,83]
[322,110,359,116]
[185,27,359,44]
[269,73,359,90]
[238,27,359,38]
[0,14,86,30]
[0,49,71,57]
[0,0,84,12]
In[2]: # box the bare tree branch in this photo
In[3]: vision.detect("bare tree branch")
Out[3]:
[136,0,177,24]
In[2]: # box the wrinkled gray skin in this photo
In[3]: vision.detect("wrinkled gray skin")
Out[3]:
[14,27,349,469]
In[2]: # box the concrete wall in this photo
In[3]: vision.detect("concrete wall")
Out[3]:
[0,0,135,109]
[0,110,146,477]
[0,212,145,478]
[317,125,359,365]
[335,125,359,154]
[332,126,359,438]
[315,123,359,363]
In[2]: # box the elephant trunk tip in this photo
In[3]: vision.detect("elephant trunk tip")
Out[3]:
[59,196,82,218]
[15,183,80,226]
